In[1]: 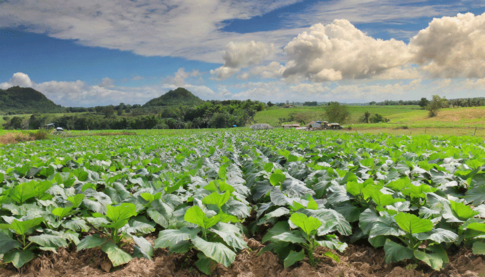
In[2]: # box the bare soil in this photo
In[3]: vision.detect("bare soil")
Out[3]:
[1,240,484,277]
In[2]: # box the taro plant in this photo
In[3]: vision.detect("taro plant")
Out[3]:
[0,217,71,268]
[77,203,146,267]
[260,213,345,268]
[380,212,458,271]
[154,202,244,275]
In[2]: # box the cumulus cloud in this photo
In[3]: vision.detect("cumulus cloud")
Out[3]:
[0,72,33,88]
[210,41,275,80]
[464,78,485,90]
[328,79,422,100]
[282,20,412,82]
[164,68,204,86]
[409,12,485,78]
[98,77,114,87]
[210,67,241,80]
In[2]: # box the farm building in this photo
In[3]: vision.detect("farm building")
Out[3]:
[282,123,300,129]
[306,121,329,130]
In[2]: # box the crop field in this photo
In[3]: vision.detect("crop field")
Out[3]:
[1,130,485,276]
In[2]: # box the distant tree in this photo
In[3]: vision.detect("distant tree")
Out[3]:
[325,102,351,124]
[9,116,23,129]
[369,113,389,123]
[103,106,115,118]
[267,101,274,107]
[426,95,447,117]
[369,101,376,105]
[419,97,429,109]
[359,111,371,123]
[303,101,318,106]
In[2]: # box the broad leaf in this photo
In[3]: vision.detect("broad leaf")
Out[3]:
[284,250,305,268]
[154,227,200,249]
[100,240,132,267]
[384,240,413,264]
[394,213,433,234]
[3,249,35,268]
[289,213,321,236]
[192,236,236,268]
[77,234,108,251]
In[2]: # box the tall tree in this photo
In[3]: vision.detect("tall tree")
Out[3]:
[325,102,351,124]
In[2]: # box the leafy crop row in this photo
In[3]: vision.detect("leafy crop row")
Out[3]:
[0,131,484,274]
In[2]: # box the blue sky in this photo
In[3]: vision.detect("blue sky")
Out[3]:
[0,0,484,106]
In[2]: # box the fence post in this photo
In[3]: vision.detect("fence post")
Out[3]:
[474,127,477,136]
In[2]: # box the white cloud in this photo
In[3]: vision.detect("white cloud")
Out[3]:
[409,12,485,78]
[210,67,240,81]
[0,72,34,88]
[210,41,275,80]
[328,79,422,100]
[282,20,412,82]
[98,77,114,87]
[0,0,300,63]
[132,76,144,81]
[464,78,485,90]
[164,68,204,86]
[250,62,285,79]
[286,0,468,28]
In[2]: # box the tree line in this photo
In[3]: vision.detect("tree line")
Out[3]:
[2,100,265,130]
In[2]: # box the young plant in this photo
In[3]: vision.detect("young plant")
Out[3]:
[381,212,458,271]
[77,203,142,267]
[154,200,245,275]
[261,213,344,268]
[0,217,70,268]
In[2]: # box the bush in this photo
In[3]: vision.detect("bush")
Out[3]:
[29,129,51,140]
[325,102,351,124]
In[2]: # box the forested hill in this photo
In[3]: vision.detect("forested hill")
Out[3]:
[143,87,204,107]
[0,86,65,114]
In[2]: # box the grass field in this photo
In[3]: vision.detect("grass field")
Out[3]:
[255,105,485,128]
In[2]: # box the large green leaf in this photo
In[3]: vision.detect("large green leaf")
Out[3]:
[3,249,35,268]
[394,213,433,234]
[472,242,485,255]
[289,213,321,236]
[413,245,448,271]
[414,228,458,243]
[195,253,218,275]
[202,191,231,208]
[184,206,207,228]
[192,236,236,268]
[29,234,68,250]
[67,194,85,208]
[284,250,305,268]
[10,218,44,235]
[0,232,21,254]
[100,240,132,267]
[105,203,137,229]
[270,172,286,187]
[77,234,109,251]
[209,223,247,251]
[384,240,414,264]
[9,182,38,204]
[154,227,200,249]
[450,200,478,220]
[132,236,153,260]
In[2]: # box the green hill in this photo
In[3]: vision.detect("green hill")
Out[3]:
[0,86,65,114]
[143,87,204,107]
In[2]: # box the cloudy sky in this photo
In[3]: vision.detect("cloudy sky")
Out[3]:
[0,0,484,107]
